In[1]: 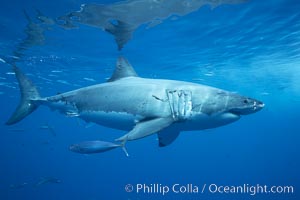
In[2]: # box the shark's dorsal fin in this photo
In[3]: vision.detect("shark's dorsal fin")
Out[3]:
[108,56,138,82]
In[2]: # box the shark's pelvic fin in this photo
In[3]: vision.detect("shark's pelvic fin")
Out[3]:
[6,66,41,125]
[158,128,180,147]
[108,56,138,82]
[116,117,174,142]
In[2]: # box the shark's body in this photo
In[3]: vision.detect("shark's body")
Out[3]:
[6,57,264,150]
[44,77,239,131]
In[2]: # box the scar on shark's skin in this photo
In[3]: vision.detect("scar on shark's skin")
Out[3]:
[152,95,168,102]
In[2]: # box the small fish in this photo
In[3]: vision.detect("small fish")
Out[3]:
[69,140,129,156]
[35,177,61,187]
[39,123,56,136]
[10,182,28,189]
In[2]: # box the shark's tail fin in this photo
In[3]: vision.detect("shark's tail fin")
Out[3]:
[6,66,41,125]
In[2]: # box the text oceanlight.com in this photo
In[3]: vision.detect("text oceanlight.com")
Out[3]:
[124,183,294,196]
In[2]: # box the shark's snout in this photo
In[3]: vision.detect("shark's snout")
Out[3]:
[228,96,264,116]
[245,99,264,114]
[253,100,264,111]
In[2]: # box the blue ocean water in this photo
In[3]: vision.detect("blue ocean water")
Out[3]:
[0,0,299,199]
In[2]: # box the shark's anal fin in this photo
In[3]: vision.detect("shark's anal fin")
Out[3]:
[158,127,180,147]
[116,117,174,142]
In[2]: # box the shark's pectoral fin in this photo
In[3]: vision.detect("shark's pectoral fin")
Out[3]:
[158,128,180,147]
[116,117,174,142]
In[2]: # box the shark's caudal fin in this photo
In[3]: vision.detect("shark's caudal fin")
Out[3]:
[6,66,41,125]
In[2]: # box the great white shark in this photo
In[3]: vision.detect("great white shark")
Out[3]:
[6,57,264,155]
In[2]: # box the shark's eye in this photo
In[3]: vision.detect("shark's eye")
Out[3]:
[244,99,249,104]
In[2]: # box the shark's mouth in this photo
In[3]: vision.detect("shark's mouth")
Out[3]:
[228,107,256,116]
[166,89,192,121]
[229,110,242,116]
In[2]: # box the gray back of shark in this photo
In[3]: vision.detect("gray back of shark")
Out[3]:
[6,56,264,150]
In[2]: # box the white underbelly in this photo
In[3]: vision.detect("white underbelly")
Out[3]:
[79,111,144,131]
[174,112,241,131]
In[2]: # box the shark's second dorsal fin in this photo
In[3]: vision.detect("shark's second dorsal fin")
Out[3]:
[108,56,138,82]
